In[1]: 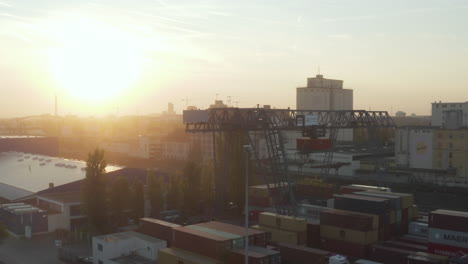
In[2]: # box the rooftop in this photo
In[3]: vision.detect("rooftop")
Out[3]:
[0,151,121,198]
[38,192,81,204]
[111,254,153,264]
[94,231,165,244]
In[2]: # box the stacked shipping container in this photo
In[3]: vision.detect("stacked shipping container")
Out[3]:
[428,210,468,259]
[252,212,307,245]
[320,209,379,258]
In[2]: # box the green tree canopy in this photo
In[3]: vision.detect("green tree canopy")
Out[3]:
[81,147,108,233]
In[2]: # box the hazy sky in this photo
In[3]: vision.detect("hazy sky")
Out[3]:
[1,0,467,117]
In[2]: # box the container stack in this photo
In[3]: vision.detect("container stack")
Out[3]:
[277,243,331,264]
[428,210,468,259]
[139,218,181,247]
[334,194,392,241]
[319,209,379,259]
[249,184,275,208]
[252,212,307,245]
[228,246,281,264]
[158,247,222,264]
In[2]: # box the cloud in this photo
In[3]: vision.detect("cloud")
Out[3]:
[322,15,376,23]
[0,1,11,7]
[327,34,351,39]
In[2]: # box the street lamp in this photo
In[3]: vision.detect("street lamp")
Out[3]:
[243,144,252,264]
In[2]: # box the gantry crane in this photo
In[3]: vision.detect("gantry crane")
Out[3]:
[183,108,396,216]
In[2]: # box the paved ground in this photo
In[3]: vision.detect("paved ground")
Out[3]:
[0,234,65,264]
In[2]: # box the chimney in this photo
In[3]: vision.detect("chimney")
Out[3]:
[49,182,54,188]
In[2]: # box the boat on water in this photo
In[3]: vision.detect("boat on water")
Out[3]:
[40,163,46,166]
[18,159,24,162]
[46,159,52,162]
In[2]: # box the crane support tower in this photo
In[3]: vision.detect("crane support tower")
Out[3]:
[183,108,396,216]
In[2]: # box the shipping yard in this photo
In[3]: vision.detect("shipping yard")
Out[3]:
[131,183,468,264]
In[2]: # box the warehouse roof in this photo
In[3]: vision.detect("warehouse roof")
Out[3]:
[94,231,165,244]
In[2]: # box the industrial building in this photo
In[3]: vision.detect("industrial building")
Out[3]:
[296,74,354,142]
[92,231,167,264]
[431,101,468,128]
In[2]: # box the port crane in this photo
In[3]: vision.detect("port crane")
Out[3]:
[183,108,396,216]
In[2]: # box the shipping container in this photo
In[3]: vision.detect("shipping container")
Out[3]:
[414,252,449,264]
[320,237,370,259]
[229,246,281,264]
[320,208,379,231]
[355,191,402,210]
[307,221,321,248]
[397,234,429,246]
[277,243,330,264]
[383,240,427,252]
[139,218,181,247]
[428,228,468,249]
[258,212,307,232]
[158,247,222,264]
[370,244,415,264]
[366,191,414,209]
[296,184,334,199]
[172,226,234,260]
[449,258,468,264]
[195,221,267,247]
[429,210,468,233]
[428,243,468,258]
[251,225,306,245]
[409,222,429,237]
[334,194,391,214]
[249,196,274,207]
[321,225,379,245]
[297,204,329,221]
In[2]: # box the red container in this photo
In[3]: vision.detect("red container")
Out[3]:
[297,138,333,151]
[320,209,377,232]
[370,244,416,264]
[307,222,321,248]
[139,218,181,247]
[278,243,330,264]
[429,210,468,233]
[428,243,468,258]
[172,226,233,260]
[320,237,370,259]
[384,240,428,252]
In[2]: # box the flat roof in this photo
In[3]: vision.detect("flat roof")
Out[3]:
[0,151,121,196]
[94,231,165,244]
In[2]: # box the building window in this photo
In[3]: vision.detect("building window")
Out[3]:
[449,152,453,158]
[449,134,453,139]
[438,133,443,139]
[449,143,453,149]
[98,243,103,252]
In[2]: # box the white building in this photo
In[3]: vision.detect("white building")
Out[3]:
[296,74,353,142]
[92,231,167,264]
[395,127,433,169]
[431,101,468,129]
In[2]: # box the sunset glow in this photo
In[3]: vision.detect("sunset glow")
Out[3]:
[47,19,146,102]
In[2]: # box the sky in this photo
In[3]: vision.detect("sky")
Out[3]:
[0,0,468,117]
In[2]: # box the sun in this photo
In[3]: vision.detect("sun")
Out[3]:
[47,19,145,102]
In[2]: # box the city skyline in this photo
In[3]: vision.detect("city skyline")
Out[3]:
[1,0,468,117]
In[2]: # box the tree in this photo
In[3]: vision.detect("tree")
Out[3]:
[167,175,182,210]
[81,148,108,233]
[182,160,202,214]
[0,222,8,242]
[110,176,130,226]
[147,169,165,217]
[131,180,145,221]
